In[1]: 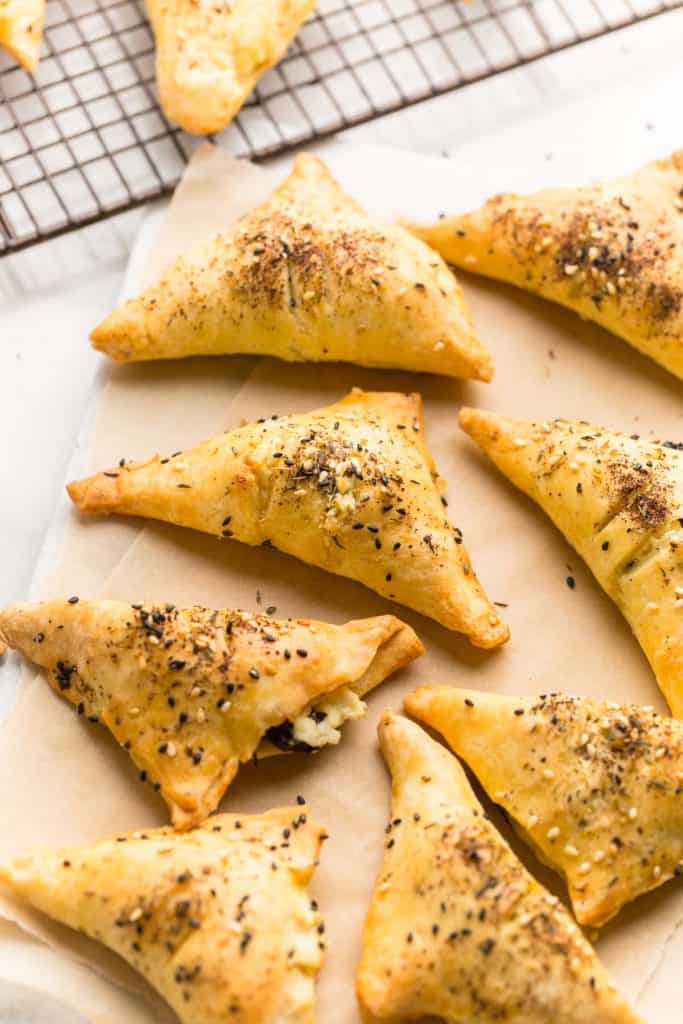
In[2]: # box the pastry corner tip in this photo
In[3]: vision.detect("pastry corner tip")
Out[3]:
[458,405,492,434]
[402,684,435,717]
[473,358,495,385]
[88,318,111,348]
[470,614,510,650]
[66,473,119,514]
[376,707,398,736]
[9,37,41,73]
[65,476,89,508]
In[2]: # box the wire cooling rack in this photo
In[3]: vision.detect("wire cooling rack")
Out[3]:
[0,0,680,253]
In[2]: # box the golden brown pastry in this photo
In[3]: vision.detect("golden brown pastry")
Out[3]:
[148,0,318,135]
[460,407,683,712]
[356,712,640,1024]
[0,0,43,70]
[67,391,509,647]
[408,151,683,379]
[90,153,493,380]
[0,598,421,828]
[0,807,326,1024]
[407,685,683,928]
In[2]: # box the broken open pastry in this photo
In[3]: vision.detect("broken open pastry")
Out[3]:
[407,685,683,928]
[149,0,318,135]
[460,407,683,712]
[0,0,43,70]
[90,153,493,380]
[0,807,326,1024]
[356,713,640,1024]
[67,390,509,647]
[408,151,683,379]
[0,599,421,828]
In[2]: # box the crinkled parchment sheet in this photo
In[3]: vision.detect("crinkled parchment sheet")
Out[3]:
[1,143,682,1023]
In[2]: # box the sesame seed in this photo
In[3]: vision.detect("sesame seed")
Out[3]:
[129,907,143,922]
[547,826,560,840]
[543,768,555,780]
[166,741,177,757]
[628,807,638,820]
[578,861,592,875]
[564,844,579,857]
[527,814,539,828]
[564,263,579,276]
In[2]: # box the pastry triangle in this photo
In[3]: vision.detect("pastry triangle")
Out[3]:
[148,0,318,135]
[0,807,326,1024]
[90,153,493,380]
[460,407,683,712]
[0,598,421,828]
[356,712,640,1024]
[0,0,43,70]
[408,151,683,379]
[407,685,683,928]
[67,390,509,647]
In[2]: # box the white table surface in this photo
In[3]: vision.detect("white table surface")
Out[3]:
[1,5,682,637]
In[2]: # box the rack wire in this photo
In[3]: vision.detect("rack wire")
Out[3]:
[0,0,680,253]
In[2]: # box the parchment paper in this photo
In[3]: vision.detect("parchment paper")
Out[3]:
[1,142,683,1023]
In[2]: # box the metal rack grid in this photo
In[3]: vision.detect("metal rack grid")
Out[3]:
[0,0,680,253]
